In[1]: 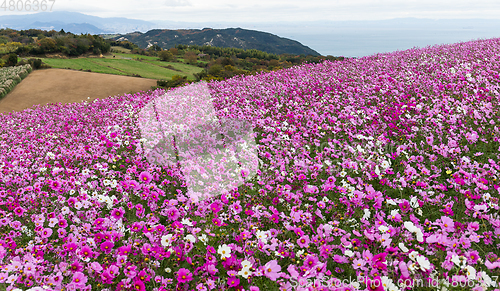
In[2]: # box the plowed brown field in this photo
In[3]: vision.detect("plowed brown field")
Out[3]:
[0,68,157,114]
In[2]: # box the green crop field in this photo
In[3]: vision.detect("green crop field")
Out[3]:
[39,53,205,80]
[110,46,132,53]
[39,58,127,75]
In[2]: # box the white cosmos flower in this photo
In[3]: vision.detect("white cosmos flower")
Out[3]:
[387,199,397,206]
[185,234,196,243]
[241,260,252,269]
[398,243,409,252]
[161,234,173,247]
[256,230,268,242]
[217,244,231,259]
[378,225,389,233]
[238,267,252,278]
[410,196,419,208]
[417,255,431,271]
[409,251,419,261]
[181,218,193,226]
[465,265,476,280]
[198,234,208,244]
[404,221,424,242]
[478,271,495,287]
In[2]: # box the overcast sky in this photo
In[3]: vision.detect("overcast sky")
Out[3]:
[3,0,500,22]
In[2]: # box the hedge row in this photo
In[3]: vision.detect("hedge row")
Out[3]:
[0,64,32,99]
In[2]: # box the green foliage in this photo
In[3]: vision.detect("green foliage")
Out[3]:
[0,36,9,44]
[0,29,111,57]
[111,28,321,56]
[158,50,174,62]
[184,51,198,64]
[38,38,57,53]
[7,53,17,66]
[156,75,193,89]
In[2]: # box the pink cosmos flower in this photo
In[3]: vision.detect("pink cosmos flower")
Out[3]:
[227,277,240,287]
[100,241,114,254]
[139,171,153,183]
[303,254,319,270]
[212,218,222,226]
[58,219,68,228]
[263,260,281,281]
[133,278,146,291]
[177,268,193,283]
[210,202,222,214]
[40,228,52,239]
[365,276,384,291]
[297,235,310,248]
[166,207,180,221]
[372,253,388,270]
[111,207,125,220]
[80,246,93,258]
[13,207,25,216]
[72,272,87,287]
[353,258,367,270]
[230,201,242,214]
[399,201,411,213]
[439,216,455,232]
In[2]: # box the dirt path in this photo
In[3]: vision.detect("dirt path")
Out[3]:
[0,68,157,114]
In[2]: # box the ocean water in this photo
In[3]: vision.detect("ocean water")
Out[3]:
[242,20,500,58]
[287,29,500,58]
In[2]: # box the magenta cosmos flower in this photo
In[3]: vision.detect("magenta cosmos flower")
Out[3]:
[13,207,25,216]
[138,171,153,184]
[177,268,193,283]
[133,278,146,291]
[227,277,240,287]
[111,207,125,220]
[100,241,114,254]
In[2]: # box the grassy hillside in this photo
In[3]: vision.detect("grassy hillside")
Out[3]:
[39,53,204,80]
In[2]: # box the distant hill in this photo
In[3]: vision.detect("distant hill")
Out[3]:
[112,28,321,56]
[25,21,109,34]
[0,11,155,34]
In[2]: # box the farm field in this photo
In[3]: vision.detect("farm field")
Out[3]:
[0,37,499,291]
[0,68,156,113]
[39,52,204,80]
[111,46,132,53]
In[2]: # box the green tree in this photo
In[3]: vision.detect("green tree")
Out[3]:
[38,38,57,53]
[184,51,198,64]
[7,53,17,66]
[158,50,173,62]
[208,64,222,77]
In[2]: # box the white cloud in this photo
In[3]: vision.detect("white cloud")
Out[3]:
[164,0,191,7]
[2,0,500,23]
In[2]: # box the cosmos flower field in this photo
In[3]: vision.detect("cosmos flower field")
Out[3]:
[0,37,500,291]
